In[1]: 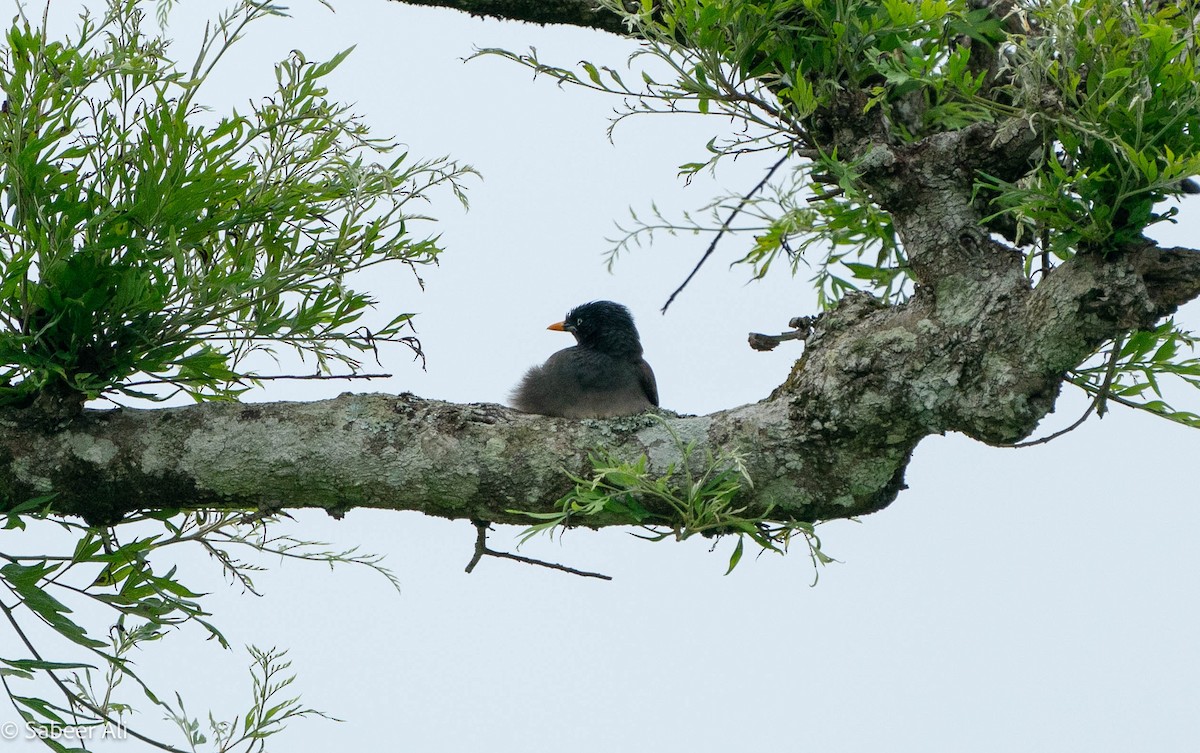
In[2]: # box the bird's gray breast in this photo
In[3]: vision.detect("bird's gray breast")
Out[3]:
[510,346,656,418]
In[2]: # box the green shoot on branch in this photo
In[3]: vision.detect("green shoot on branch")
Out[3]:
[511,418,835,580]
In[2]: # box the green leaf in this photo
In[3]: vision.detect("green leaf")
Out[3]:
[1,563,105,648]
[581,61,603,86]
[725,537,745,575]
[1,658,95,672]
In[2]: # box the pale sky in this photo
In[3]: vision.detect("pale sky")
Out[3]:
[5,2,1199,751]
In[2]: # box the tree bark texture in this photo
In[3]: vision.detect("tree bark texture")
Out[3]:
[3,0,1200,527]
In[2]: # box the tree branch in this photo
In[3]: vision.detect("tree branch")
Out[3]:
[386,0,631,34]
[0,393,903,526]
[1132,244,1200,309]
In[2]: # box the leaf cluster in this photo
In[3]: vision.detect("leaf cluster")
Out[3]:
[2,496,396,751]
[985,0,1200,251]
[512,419,833,578]
[0,3,419,749]
[167,647,334,753]
[0,1,474,408]
[484,1,1200,299]
[1069,320,1200,428]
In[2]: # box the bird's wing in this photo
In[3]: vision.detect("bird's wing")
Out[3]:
[637,359,659,407]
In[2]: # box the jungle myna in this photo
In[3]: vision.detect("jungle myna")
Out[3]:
[511,301,658,418]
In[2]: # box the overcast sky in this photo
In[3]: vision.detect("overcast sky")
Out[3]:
[5,2,1200,751]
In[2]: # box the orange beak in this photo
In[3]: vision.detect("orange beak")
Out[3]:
[547,321,568,332]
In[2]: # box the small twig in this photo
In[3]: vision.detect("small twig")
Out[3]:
[1001,400,1096,448]
[1039,226,1051,280]
[119,372,392,389]
[1092,334,1128,419]
[465,522,612,581]
[747,329,806,351]
[807,187,845,203]
[241,372,393,382]
[661,154,790,314]
[748,315,814,352]
[464,523,488,574]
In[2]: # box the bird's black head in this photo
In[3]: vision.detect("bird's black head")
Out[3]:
[552,300,643,356]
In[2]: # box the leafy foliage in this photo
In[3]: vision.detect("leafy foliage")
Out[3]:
[513,419,834,579]
[165,647,335,752]
[1069,321,1200,429]
[985,0,1200,252]
[0,2,435,749]
[0,0,474,408]
[1,500,396,752]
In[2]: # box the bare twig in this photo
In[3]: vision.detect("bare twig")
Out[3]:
[240,372,393,382]
[661,154,790,314]
[464,522,612,580]
[748,315,815,351]
[1039,226,1051,280]
[118,372,393,390]
[807,187,845,203]
[748,329,808,351]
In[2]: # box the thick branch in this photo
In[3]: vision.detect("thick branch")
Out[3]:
[0,393,909,527]
[1022,244,1200,376]
[1133,245,1200,309]
[849,121,1042,286]
[387,0,630,34]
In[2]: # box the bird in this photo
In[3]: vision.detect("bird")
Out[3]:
[510,300,658,418]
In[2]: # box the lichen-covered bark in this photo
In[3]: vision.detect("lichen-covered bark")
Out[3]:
[0,394,902,526]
